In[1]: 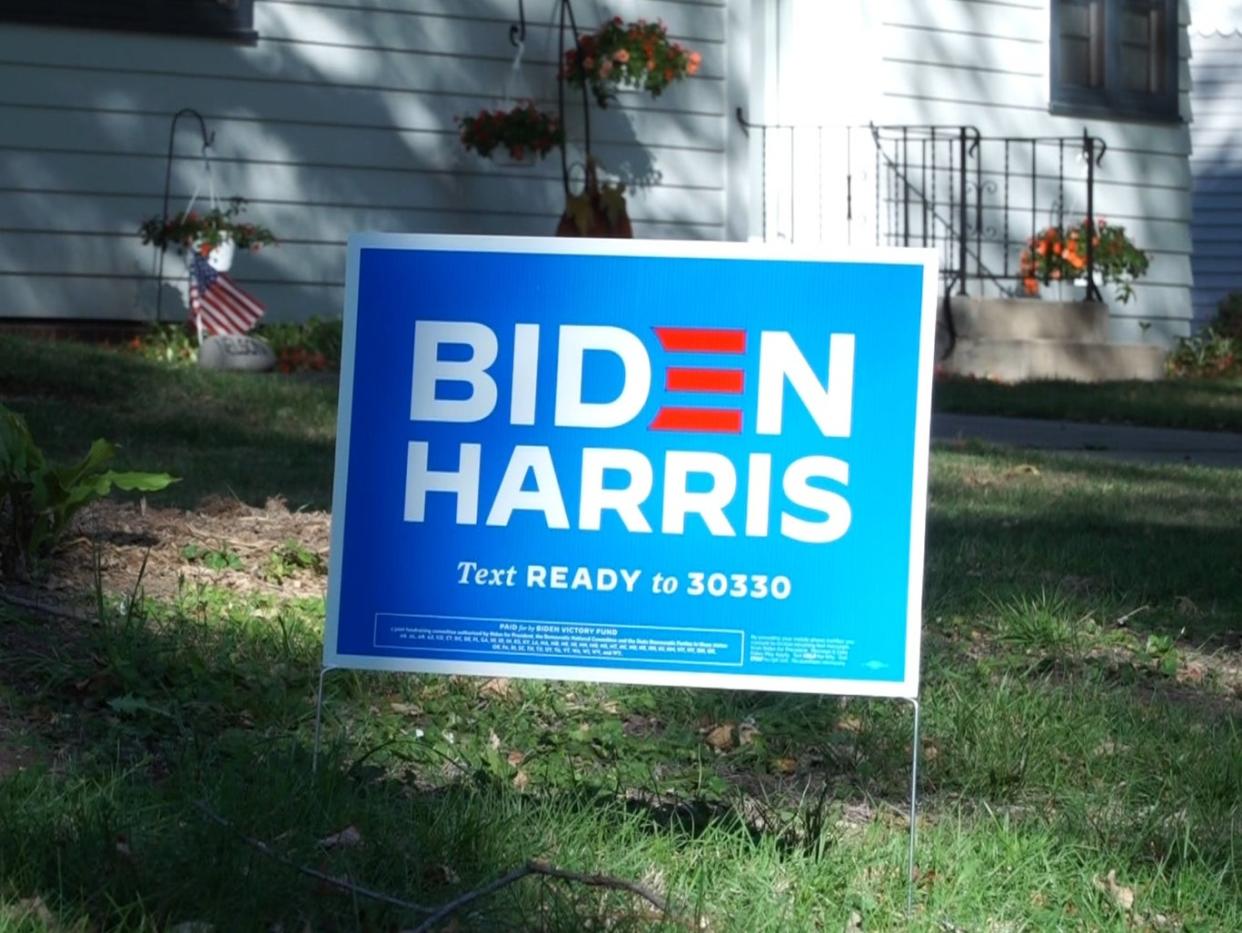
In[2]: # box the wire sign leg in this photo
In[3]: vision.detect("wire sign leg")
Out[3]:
[311,666,336,774]
[904,696,922,917]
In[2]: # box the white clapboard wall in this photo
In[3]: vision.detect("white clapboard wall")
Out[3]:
[873,0,1196,345]
[1189,1,1242,323]
[0,0,734,322]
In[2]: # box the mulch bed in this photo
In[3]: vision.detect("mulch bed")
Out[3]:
[19,495,331,612]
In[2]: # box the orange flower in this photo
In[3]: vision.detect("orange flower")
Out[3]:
[1023,276,1040,295]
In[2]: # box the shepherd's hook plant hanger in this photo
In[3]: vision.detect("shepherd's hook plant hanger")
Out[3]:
[555,0,593,197]
[153,108,215,322]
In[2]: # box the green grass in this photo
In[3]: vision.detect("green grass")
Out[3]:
[1,340,1240,930]
[934,374,1242,432]
[0,335,338,510]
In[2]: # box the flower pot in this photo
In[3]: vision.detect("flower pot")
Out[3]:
[186,237,236,273]
[496,148,538,169]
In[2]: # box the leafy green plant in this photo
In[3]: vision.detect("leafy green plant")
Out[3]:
[181,542,243,572]
[1166,328,1240,378]
[1144,633,1181,676]
[261,539,326,583]
[0,404,176,579]
[254,317,343,373]
[1211,291,1242,341]
[126,323,197,365]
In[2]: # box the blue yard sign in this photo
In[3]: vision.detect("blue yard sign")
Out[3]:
[325,235,938,698]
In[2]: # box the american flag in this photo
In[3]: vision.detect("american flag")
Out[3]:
[188,254,265,335]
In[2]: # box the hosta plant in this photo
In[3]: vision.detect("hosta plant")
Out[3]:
[0,404,176,579]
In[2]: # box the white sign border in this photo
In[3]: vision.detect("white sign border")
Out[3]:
[324,234,939,700]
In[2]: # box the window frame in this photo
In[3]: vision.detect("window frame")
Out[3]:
[1050,0,1180,122]
[0,1,258,45]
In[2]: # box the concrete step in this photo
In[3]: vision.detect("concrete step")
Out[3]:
[941,338,1167,382]
[941,297,1110,342]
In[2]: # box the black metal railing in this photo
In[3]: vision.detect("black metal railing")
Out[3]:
[736,110,1108,307]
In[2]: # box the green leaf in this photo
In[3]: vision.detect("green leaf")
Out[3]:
[107,695,173,718]
[56,438,117,490]
[100,471,178,493]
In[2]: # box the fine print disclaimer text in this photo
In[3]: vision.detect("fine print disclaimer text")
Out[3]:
[455,560,792,600]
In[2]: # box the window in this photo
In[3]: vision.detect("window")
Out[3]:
[0,1,256,43]
[1051,0,1178,120]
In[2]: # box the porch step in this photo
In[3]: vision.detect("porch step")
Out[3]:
[941,297,1109,341]
[941,338,1167,382]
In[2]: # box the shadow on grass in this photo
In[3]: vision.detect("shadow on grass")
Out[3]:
[933,375,1242,432]
[2,579,1239,930]
[0,336,337,510]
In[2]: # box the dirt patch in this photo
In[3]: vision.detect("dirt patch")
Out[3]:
[21,496,330,612]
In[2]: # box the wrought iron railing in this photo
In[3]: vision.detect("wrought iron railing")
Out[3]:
[736,110,1108,311]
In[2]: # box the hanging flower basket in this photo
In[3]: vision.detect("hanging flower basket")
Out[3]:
[140,197,276,256]
[457,102,564,163]
[555,160,632,238]
[561,17,701,108]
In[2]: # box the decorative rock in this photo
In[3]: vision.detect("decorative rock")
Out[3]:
[197,334,276,372]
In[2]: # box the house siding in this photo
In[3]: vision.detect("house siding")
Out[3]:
[1188,1,1242,323]
[0,0,734,322]
[757,0,1195,347]
[874,0,1196,345]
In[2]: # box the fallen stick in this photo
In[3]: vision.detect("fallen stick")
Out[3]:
[193,801,433,915]
[0,590,96,624]
[194,802,671,930]
[408,858,668,933]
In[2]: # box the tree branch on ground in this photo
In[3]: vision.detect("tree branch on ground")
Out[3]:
[408,858,669,933]
[194,802,673,930]
[193,801,433,914]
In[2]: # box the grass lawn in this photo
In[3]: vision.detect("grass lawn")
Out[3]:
[1,337,1240,931]
[934,374,1242,433]
[0,335,337,510]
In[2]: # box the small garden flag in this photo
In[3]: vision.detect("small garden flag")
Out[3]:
[188,254,265,335]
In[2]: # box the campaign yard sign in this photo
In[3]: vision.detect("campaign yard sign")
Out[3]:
[325,235,938,698]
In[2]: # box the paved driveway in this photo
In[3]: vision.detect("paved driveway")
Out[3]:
[931,414,1242,468]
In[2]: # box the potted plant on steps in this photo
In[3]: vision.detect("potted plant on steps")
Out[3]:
[1018,218,1149,304]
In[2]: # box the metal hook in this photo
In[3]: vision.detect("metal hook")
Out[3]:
[154,108,215,322]
[1083,128,1107,165]
[509,0,526,46]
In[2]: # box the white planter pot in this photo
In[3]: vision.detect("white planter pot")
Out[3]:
[186,237,236,272]
[496,148,537,168]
